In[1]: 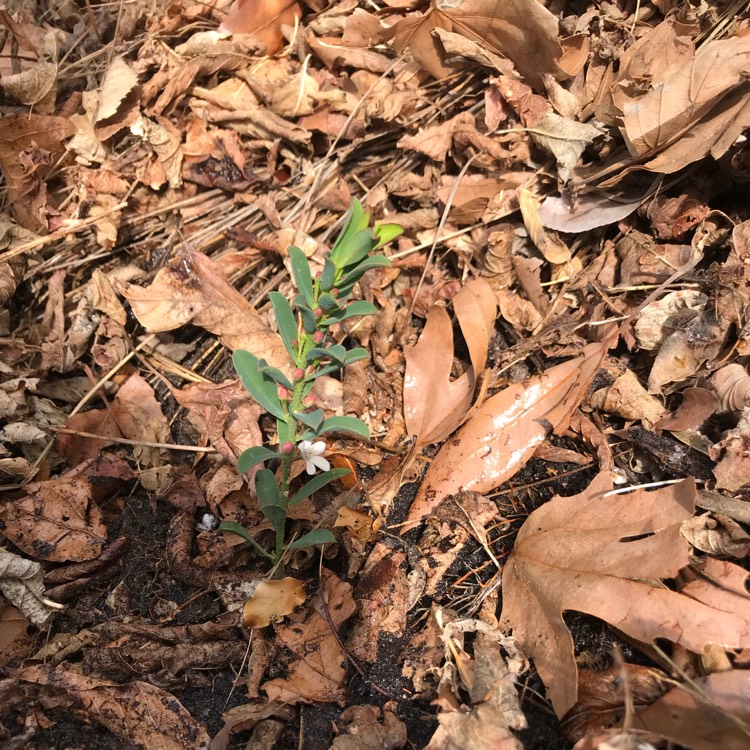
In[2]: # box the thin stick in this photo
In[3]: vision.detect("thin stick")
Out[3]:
[49,427,216,453]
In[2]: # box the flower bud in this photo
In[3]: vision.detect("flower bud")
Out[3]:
[331,287,339,296]
[292,338,298,347]
[292,367,305,381]
[313,330,324,343]
[277,385,289,400]
[314,308,323,319]
[281,441,294,455]
[303,395,315,407]
[315,271,322,279]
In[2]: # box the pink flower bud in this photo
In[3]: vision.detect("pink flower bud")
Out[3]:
[277,385,289,400]
[313,330,324,343]
[315,271,322,279]
[331,287,339,296]
[303,395,315,407]
[314,308,323,319]
[281,442,294,455]
[293,368,305,381]
[292,338,298,347]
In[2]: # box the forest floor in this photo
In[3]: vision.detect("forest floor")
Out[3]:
[1,0,750,748]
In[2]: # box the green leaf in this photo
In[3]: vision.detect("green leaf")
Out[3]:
[219,521,274,560]
[324,300,377,324]
[256,469,286,534]
[269,292,298,360]
[289,528,336,550]
[373,223,403,249]
[298,304,317,333]
[306,344,346,364]
[293,409,325,432]
[238,446,279,474]
[233,350,286,419]
[320,257,337,292]
[276,418,294,447]
[338,255,391,287]
[318,416,370,439]
[259,364,293,390]
[330,200,370,266]
[343,348,369,366]
[290,468,352,505]
[318,293,340,312]
[288,246,314,307]
[308,362,344,379]
[333,229,376,270]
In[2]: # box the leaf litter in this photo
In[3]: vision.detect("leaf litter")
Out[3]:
[2,0,750,747]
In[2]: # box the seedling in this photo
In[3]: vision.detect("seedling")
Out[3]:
[221,201,401,570]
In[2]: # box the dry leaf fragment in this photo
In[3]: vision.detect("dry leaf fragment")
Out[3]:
[219,0,301,54]
[387,0,562,89]
[500,471,750,717]
[405,340,610,528]
[404,278,496,445]
[121,250,289,370]
[0,550,53,626]
[96,55,138,124]
[711,364,750,412]
[539,193,643,233]
[243,578,306,629]
[681,513,750,558]
[20,665,210,749]
[330,705,408,750]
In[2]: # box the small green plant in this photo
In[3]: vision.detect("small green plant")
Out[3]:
[220,200,402,570]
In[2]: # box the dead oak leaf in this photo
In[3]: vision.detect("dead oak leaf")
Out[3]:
[386,0,562,89]
[499,471,750,718]
[19,665,210,750]
[121,249,290,370]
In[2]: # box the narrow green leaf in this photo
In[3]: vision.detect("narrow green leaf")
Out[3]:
[373,223,403,249]
[233,350,286,419]
[290,468,352,505]
[293,408,324,432]
[330,200,369,266]
[289,529,336,550]
[325,300,377,324]
[343,348,369,366]
[256,469,286,534]
[320,257,337,291]
[258,364,293,390]
[219,521,274,560]
[318,416,370,439]
[276,418,294,447]
[269,292,298,360]
[288,246,314,307]
[238,446,279,474]
[306,344,346,364]
[333,229,376,270]
[337,255,391,287]
[298,304,317,333]
[318,293,340,312]
[308,362,343,379]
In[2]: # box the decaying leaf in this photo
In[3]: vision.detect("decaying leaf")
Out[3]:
[405,340,610,528]
[711,364,750,412]
[404,277,496,445]
[500,471,750,717]
[219,0,301,54]
[20,665,210,749]
[386,0,563,89]
[0,550,54,626]
[330,705,408,750]
[121,250,290,370]
[242,577,306,629]
[681,513,750,559]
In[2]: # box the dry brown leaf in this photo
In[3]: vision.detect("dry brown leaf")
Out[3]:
[19,665,210,749]
[539,193,643,233]
[387,0,562,88]
[95,55,139,124]
[631,670,750,750]
[681,513,750,558]
[0,550,53,626]
[711,364,750,412]
[405,340,610,528]
[263,569,356,703]
[330,705,408,750]
[219,0,301,54]
[588,367,666,428]
[710,409,750,492]
[404,278,496,445]
[499,471,750,717]
[243,578,306,629]
[619,32,750,159]
[517,187,571,264]
[121,249,289,370]
[0,60,57,110]
[653,387,718,432]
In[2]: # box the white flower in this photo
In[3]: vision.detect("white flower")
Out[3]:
[298,440,330,475]
[196,513,218,532]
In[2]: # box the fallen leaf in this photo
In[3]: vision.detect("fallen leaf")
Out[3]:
[19,665,210,749]
[387,0,562,89]
[539,192,643,233]
[121,249,290,370]
[243,577,306,629]
[0,550,53,626]
[219,0,301,55]
[499,471,750,717]
[710,409,750,492]
[588,366,665,428]
[330,705,408,750]
[681,513,750,559]
[631,670,750,750]
[95,55,139,124]
[263,569,356,702]
[711,364,750,412]
[653,387,718,432]
[405,340,610,528]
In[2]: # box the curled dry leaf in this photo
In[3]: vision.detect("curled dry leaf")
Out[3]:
[653,387,718,432]
[588,366,665,428]
[330,705,408,750]
[19,665,210,750]
[404,277,496,445]
[711,364,750,412]
[499,472,750,717]
[219,0,301,55]
[710,409,750,492]
[121,250,289,370]
[681,513,750,559]
[405,340,610,529]
[0,550,53,626]
[242,577,306,629]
